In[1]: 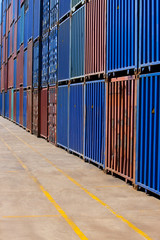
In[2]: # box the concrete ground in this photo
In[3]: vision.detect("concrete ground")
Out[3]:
[0,117,160,240]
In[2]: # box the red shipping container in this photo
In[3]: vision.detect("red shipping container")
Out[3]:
[19,87,23,126]
[40,88,48,139]
[6,9,9,37]
[85,0,106,76]
[9,89,11,119]
[48,87,57,144]
[4,63,8,92]
[8,5,12,29]
[5,37,8,63]
[27,89,32,132]
[27,40,33,87]
[14,21,17,58]
[10,25,13,56]
[8,56,14,88]
[3,38,6,63]
[1,64,5,91]
[16,51,20,88]
[105,76,137,183]
[32,89,39,136]
[0,24,1,45]
[13,90,16,122]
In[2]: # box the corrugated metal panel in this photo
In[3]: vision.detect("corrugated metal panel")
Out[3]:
[27,40,33,87]
[84,80,105,167]
[9,89,11,119]
[48,86,57,144]
[13,90,16,121]
[33,40,41,88]
[17,17,20,51]
[41,33,49,87]
[49,27,57,86]
[23,49,27,87]
[27,89,32,132]
[136,73,160,196]
[2,91,5,117]
[106,0,138,75]
[57,85,68,149]
[4,63,8,92]
[105,76,137,182]
[11,89,14,121]
[0,92,2,116]
[28,0,33,41]
[59,0,70,20]
[71,6,85,79]
[24,9,28,49]
[40,88,48,138]
[139,0,160,69]
[23,89,27,128]
[69,83,84,156]
[20,4,24,44]
[58,18,70,82]
[85,0,106,76]
[13,21,17,58]
[32,88,39,136]
[8,55,14,88]
[50,0,58,29]
[33,0,42,41]
[13,58,17,88]
[16,90,20,124]
[19,87,23,126]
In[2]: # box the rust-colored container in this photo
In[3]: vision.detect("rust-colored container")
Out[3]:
[48,87,57,144]
[10,25,13,56]
[16,51,20,88]
[27,40,33,87]
[8,56,14,88]
[8,4,12,28]
[9,89,11,119]
[19,44,24,86]
[85,0,106,76]
[5,37,8,63]
[105,76,137,183]
[14,21,17,58]
[27,89,32,132]
[40,88,48,139]
[1,64,4,91]
[13,90,16,122]
[32,89,40,136]
[4,63,8,92]
[19,87,23,126]
[3,37,6,63]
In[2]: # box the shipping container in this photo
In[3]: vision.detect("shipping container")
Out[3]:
[19,87,23,126]
[33,40,41,88]
[42,0,50,34]
[32,88,39,136]
[27,40,33,87]
[50,0,58,29]
[58,18,70,82]
[13,58,17,88]
[105,76,137,182]
[23,49,27,87]
[85,0,106,76]
[106,0,138,76]
[4,90,9,118]
[33,0,42,41]
[48,86,57,144]
[11,88,14,121]
[69,83,84,156]
[0,92,2,115]
[9,89,11,119]
[16,90,20,124]
[139,0,160,71]
[49,26,57,86]
[4,63,8,92]
[41,33,49,87]
[27,88,32,132]
[71,6,85,79]
[59,0,70,20]
[84,80,105,167]
[23,89,27,128]
[136,73,160,196]
[8,55,14,88]
[24,9,28,49]
[40,88,48,138]
[28,0,33,41]
[57,85,68,149]
[2,91,5,117]
[13,90,16,122]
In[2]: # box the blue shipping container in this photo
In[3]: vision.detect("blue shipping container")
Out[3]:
[59,0,70,20]
[20,4,24,45]
[33,0,42,41]
[139,0,160,70]
[84,80,105,167]
[0,92,2,115]
[50,0,58,29]
[33,40,41,88]
[16,90,20,124]
[42,0,50,34]
[24,10,28,49]
[69,83,84,156]
[2,91,5,117]
[41,33,49,87]
[28,0,33,41]
[14,58,17,89]
[23,90,27,128]
[58,18,70,82]
[71,6,85,79]
[136,73,160,196]
[4,91,9,118]
[49,27,57,86]
[57,85,68,149]
[107,0,138,75]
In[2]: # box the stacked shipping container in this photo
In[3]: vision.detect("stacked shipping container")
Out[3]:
[0,0,160,197]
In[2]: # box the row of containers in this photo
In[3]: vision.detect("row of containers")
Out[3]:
[1,72,160,197]
[1,0,160,90]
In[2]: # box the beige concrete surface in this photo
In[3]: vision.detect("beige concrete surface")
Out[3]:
[0,116,160,240]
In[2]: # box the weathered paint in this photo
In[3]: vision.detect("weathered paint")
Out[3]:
[48,86,57,144]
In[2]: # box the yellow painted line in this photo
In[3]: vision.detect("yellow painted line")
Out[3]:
[0,123,152,240]
[0,136,88,240]
[3,215,60,218]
